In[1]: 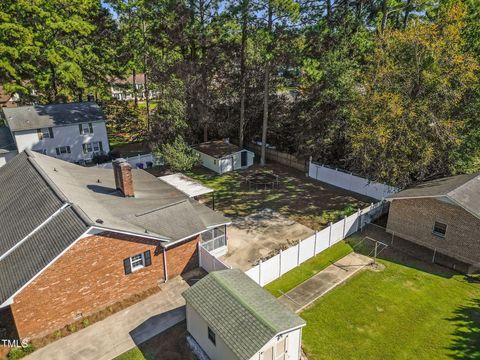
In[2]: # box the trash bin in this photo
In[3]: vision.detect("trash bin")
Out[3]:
[146,161,153,168]
[136,163,144,169]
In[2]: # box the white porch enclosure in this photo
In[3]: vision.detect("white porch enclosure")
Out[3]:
[245,201,388,286]
[308,161,398,200]
[198,243,231,273]
[96,153,163,169]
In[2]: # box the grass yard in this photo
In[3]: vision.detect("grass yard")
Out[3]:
[181,163,370,230]
[265,241,354,297]
[300,236,480,360]
[114,321,195,360]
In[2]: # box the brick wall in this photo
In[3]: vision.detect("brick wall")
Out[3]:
[11,232,199,339]
[386,198,480,270]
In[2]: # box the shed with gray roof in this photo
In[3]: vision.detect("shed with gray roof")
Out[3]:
[183,269,305,360]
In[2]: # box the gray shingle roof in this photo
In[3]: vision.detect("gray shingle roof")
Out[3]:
[387,173,480,217]
[192,140,243,158]
[0,127,16,153]
[0,153,89,304]
[3,102,105,132]
[183,269,305,360]
[30,152,230,242]
[0,150,229,304]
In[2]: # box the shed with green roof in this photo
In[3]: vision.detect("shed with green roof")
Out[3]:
[182,269,306,360]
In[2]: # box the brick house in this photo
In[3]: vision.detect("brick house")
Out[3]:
[386,172,480,273]
[0,150,229,340]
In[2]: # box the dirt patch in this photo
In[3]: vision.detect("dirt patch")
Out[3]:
[221,209,315,270]
[183,162,372,231]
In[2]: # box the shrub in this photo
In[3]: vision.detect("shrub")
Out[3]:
[7,344,35,360]
[155,136,200,172]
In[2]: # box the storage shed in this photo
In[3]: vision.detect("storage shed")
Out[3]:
[192,140,254,174]
[183,269,306,360]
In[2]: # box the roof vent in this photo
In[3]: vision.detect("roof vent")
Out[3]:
[96,219,104,224]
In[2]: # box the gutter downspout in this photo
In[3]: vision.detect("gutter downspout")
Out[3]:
[163,246,168,282]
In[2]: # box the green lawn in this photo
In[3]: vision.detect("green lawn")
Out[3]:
[265,241,354,297]
[300,246,480,360]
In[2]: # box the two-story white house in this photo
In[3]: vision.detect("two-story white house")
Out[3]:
[1,102,110,165]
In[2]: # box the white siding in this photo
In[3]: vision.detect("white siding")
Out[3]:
[13,121,110,162]
[187,304,240,360]
[0,150,17,168]
[186,303,302,360]
[194,149,255,174]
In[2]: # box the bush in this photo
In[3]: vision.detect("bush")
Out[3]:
[7,344,35,360]
[155,136,200,172]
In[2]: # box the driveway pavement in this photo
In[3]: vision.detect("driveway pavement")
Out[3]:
[26,277,190,360]
[278,252,372,312]
[220,209,315,270]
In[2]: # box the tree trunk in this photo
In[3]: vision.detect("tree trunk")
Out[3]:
[50,65,58,102]
[403,0,411,29]
[199,0,209,142]
[326,0,332,26]
[260,2,272,166]
[380,0,389,34]
[133,69,138,107]
[239,0,248,148]
[142,20,151,131]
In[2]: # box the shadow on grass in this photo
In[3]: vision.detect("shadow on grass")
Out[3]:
[447,299,480,359]
[346,226,458,280]
[119,319,195,360]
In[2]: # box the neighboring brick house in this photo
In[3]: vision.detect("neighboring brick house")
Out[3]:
[0,150,229,340]
[386,172,480,273]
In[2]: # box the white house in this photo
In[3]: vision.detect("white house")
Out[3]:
[183,269,306,360]
[0,127,17,167]
[109,73,159,101]
[192,140,254,174]
[1,102,110,166]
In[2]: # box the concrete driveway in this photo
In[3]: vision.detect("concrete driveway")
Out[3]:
[220,209,315,271]
[26,277,190,360]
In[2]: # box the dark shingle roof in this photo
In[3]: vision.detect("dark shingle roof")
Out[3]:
[192,140,243,158]
[0,207,88,304]
[183,269,305,360]
[0,127,16,153]
[3,102,105,132]
[0,153,89,304]
[387,173,480,217]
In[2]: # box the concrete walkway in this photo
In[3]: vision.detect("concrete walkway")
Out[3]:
[279,252,372,313]
[26,277,190,360]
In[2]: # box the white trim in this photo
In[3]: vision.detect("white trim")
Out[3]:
[130,252,145,272]
[163,225,230,248]
[0,203,70,262]
[0,227,94,308]
[89,226,171,242]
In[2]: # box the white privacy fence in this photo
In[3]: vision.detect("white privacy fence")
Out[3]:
[245,201,388,286]
[96,153,163,169]
[198,243,231,273]
[308,161,398,200]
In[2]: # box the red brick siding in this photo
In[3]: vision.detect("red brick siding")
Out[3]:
[11,232,199,339]
[386,198,480,267]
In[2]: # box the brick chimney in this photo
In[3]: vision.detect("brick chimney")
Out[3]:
[112,159,134,197]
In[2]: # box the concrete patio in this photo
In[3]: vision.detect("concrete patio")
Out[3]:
[26,277,190,360]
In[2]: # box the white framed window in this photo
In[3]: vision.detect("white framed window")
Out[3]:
[130,253,145,272]
[37,127,53,140]
[55,146,71,155]
[79,123,94,135]
[82,141,103,154]
[275,337,287,360]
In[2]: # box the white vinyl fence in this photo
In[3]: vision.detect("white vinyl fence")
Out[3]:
[308,161,398,200]
[245,201,388,286]
[96,153,163,169]
[198,243,231,273]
